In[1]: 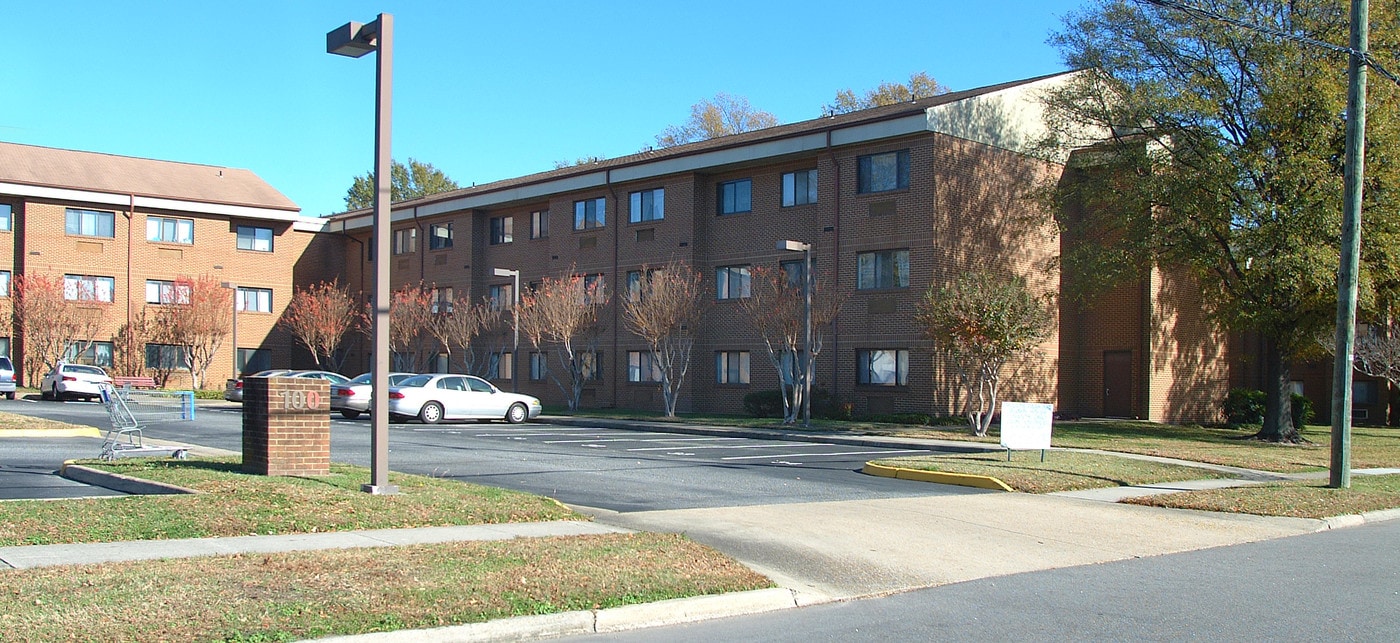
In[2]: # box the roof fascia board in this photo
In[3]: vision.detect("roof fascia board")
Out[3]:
[830,114,930,147]
[0,181,302,221]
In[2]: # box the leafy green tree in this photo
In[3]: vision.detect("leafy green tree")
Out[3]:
[1038,0,1400,442]
[344,158,460,210]
[654,93,778,148]
[828,71,949,114]
[915,272,1054,437]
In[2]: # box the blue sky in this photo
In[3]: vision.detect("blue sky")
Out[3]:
[3,1,1086,217]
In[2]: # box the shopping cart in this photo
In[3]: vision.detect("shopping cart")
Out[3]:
[98,383,189,461]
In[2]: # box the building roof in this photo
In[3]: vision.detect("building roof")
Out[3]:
[328,70,1076,226]
[0,141,300,213]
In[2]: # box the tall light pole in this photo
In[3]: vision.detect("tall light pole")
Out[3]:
[778,240,813,427]
[221,281,238,377]
[328,13,397,495]
[494,268,520,392]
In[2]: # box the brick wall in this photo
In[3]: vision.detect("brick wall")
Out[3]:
[241,376,330,476]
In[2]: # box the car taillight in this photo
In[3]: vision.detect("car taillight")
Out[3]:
[388,391,404,400]
[62,376,77,382]
[338,389,356,397]
[235,381,244,390]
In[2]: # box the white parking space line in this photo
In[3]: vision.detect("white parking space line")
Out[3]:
[547,436,744,445]
[627,442,832,452]
[721,449,929,460]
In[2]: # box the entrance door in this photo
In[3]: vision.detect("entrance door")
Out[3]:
[1103,350,1133,417]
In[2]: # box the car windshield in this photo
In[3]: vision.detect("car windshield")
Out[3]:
[398,375,433,388]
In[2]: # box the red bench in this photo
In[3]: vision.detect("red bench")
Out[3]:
[111,376,158,389]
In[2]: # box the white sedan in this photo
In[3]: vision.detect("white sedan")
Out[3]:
[387,374,542,424]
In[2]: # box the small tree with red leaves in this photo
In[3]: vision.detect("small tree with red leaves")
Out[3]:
[280,280,360,372]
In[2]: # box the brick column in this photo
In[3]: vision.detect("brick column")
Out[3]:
[242,376,330,476]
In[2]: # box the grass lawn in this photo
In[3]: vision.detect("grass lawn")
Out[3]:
[1125,474,1400,518]
[0,409,95,432]
[0,457,578,546]
[0,533,772,642]
[871,451,1232,494]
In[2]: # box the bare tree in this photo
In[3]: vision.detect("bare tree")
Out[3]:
[426,296,502,374]
[112,309,156,380]
[10,274,109,385]
[517,273,607,410]
[151,275,232,390]
[736,265,844,424]
[279,280,360,371]
[828,71,950,114]
[621,263,711,417]
[384,282,435,371]
[654,93,778,148]
[915,271,1053,437]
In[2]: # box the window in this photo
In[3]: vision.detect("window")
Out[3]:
[531,209,550,239]
[489,352,513,380]
[716,266,750,300]
[625,269,662,302]
[65,341,114,367]
[718,179,752,215]
[236,287,272,313]
[628,351,662,383]
[1354,380,1379,405]
[433,353,449,374]
[0,270,9,297]
[429,222,453,250]
[236,225,273,252]
[0,203,12,231]
[490,216,513,244]
[782,169,818,206]
[488,284,514,311]
[432,287,454,314]
[581,274,605,305]
[145,343,187,369]
[393,228,416,255]
[64,275,114,302]
[237,348,270,375]
[146,216,194,244]
[716,351,750,384]
[857,250,910,289]
[857,150,910,193]
[145,279,191,305]
[574,198,605,230]
[530,352,548,381]
[579,351,602,381]
[65,208,115,238]
[629,188,664,223]
[858,349,909,386]
[0,337,9,357]
[780,259,808,289]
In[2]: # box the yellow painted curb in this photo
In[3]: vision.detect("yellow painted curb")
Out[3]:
[0,428,103,438]
[863,462,1014,492]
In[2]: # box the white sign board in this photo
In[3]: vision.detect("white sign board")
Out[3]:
[1000,402,1054,450]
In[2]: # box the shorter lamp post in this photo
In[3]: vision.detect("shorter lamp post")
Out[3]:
[220,281,238,378]
[493,268,521,392]
[777,240,813,428]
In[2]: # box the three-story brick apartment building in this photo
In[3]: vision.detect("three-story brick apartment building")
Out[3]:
[0,141,331,387]
[2,71,1277,423]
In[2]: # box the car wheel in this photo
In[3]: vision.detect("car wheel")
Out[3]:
[4,392,12,400]
[506,403,528,424]
[340,410,361,419]
[41,386,52,401]
[418,401,444,424]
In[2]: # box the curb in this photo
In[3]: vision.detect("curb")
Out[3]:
[0,427,103,438]
[862,461,1014,491]
[1319,506,1400,530]
[58,462,198,496]
[313,588,799,642]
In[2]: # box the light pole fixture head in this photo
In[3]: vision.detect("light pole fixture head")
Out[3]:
[326,21,379,58]
[777,239,811,252]
[493,268,519,277]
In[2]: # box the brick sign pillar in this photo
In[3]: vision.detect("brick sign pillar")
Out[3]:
[242,376,330,476]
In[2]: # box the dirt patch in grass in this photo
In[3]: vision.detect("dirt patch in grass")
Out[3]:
[0,532,773,642]
[1125,474,1400,518]
[0,457,578,546]
[871,451,1230,494]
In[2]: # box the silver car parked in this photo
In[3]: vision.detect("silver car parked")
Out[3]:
[330,372,416,419]
[387,374,542,424]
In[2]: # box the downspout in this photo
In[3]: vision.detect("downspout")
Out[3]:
[126,194,135,368]
[826,130,841,399]
[606,169,620,408]
[412,206,424,281]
